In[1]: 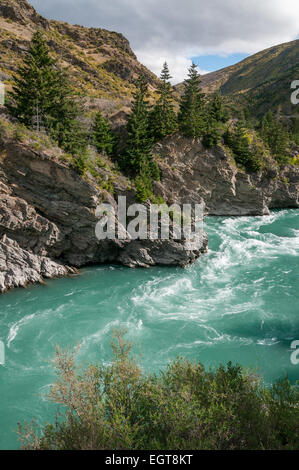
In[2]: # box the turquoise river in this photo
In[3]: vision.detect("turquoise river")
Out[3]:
[0,209,298,449]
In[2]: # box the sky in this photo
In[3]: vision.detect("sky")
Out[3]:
[29,0,299,84]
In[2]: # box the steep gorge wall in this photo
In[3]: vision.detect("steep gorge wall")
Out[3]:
[0,139,207,293]
[0,134,298,293]
[154,136,299,216]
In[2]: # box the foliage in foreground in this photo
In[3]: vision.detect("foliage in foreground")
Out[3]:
[19,330,299,451]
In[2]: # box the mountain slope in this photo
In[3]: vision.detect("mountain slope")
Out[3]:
[186,40,299,117]
[0,0,160,123]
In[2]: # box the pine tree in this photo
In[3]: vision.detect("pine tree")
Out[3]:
[233,121,252,165]
[122,76,154,174]
[203,92,228,148]
[48,68,86,154]
[178,63,206,138]
[8,31,57,128]
[120,76,160,202]
[260,111,289,163]
[225,121,263,172]
[244,107,253,128]
[8,31,85,155]
[149,62,177,141]
[260,111,275,145]
[93,111,115,155]
[202,119,221,148]
[208,92,228,123]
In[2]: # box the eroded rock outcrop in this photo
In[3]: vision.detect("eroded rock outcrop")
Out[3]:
[1,133,298,293]
[0,236,77,293]
[0,140,207,293]
[154,136,299,216]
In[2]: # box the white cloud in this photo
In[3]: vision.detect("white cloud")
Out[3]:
[134,50,209,84]
[29,0,299,83]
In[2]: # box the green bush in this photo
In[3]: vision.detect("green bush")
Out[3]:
[134,173,154,203]
[71,151,88,176]
[18,330,299,450]
[224,124,264,172]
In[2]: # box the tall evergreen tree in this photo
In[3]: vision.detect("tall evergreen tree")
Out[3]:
[202,118,221,148]
[208,92,228,123]
[8,31,85,154]
[93,111,115,155]
[8,31,56,128]
[122,76,154,174]
[224,121,263,172]
[260,111,289,163]
[244,107,253,128]
[178,63,206,138]
[202,92,228,148]
[149,62,177,141]
[48,68,86,154]
[232,121,252,165]
[121,76,159,202]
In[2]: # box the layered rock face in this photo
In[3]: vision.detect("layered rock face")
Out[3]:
[154,136,299,216]
[0,237,77,293]
[1,134,298,293]
[0,140,208,293]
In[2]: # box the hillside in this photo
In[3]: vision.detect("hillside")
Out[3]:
[0,0,160,124]
[2,1,298,121]
[177,40,299,118]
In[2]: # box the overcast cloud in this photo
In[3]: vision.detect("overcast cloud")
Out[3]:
[30,0,299,83]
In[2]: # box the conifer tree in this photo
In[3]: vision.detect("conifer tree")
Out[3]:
[121,76,160,202]
[244,107,253,128]
[178,63,206,138]
[260,111,289,163]
[260,111,275,144]
[202,92,228,148]
[149,62,177,141]
[208,92,228,123]
[232,121,252,165]
[8,31,85,154]
[93,111,115,155]
[224,121,263,172]
[8,31,56,128]
[122,76,154,174]
[48,68,86,154]
[202,118,221,148]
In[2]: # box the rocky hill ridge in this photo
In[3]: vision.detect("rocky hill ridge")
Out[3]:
[0,0,160,123]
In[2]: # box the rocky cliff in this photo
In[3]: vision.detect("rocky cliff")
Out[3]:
[1,126,298,293]
[154,136,299,216]
[0,133,207,293]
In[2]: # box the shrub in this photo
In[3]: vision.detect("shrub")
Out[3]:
[18,330,299,450]
[71,152,88,176]
[224,123,264,172]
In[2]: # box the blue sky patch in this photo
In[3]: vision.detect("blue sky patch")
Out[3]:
[191,53,249,73]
